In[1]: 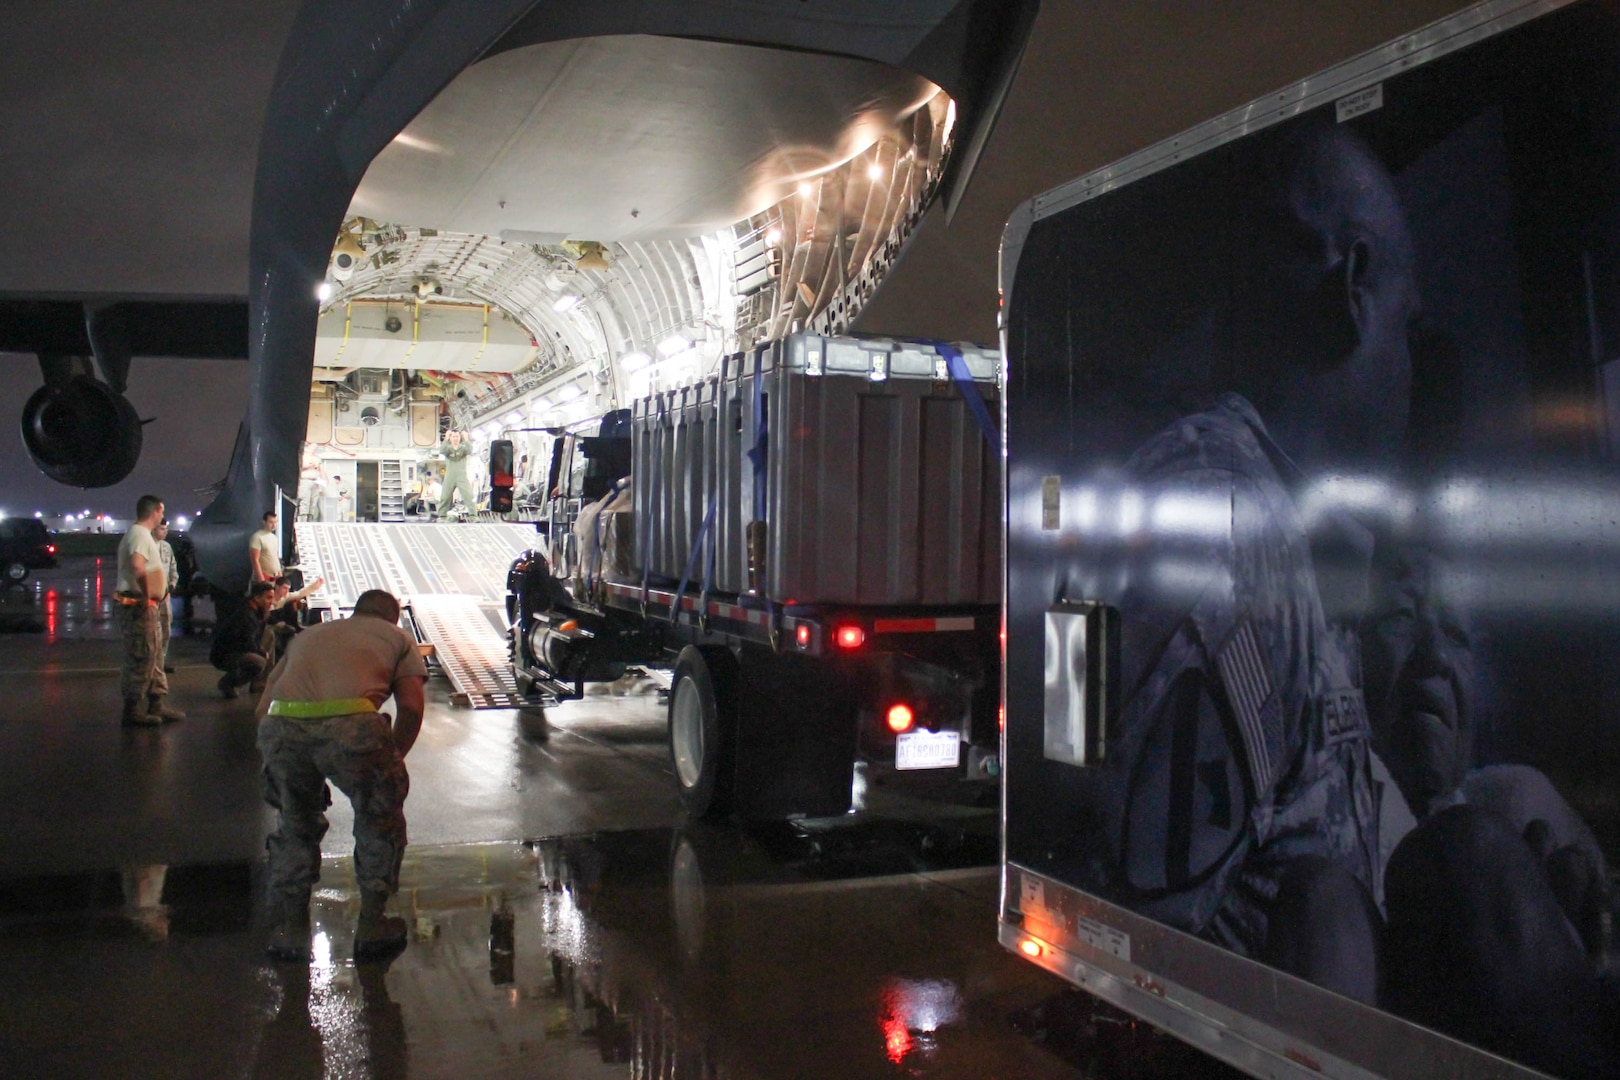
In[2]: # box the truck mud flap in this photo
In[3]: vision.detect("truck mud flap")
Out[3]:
[728,645,856,820]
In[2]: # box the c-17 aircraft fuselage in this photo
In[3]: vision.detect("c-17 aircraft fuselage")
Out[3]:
[180,0,1035,593]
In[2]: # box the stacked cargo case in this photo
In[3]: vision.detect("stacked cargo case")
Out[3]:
[630,333,1000,606]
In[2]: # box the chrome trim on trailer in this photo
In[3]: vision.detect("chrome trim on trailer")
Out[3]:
[1001,866,1546,1080]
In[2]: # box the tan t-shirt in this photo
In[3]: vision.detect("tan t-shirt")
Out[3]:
[270,614,427,708]
[249,529,282,578]
[117,524,163,595]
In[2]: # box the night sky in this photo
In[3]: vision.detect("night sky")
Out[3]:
[0,352,247,521]
[0,1,1470,523]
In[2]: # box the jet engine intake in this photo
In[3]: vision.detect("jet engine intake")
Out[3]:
[21,375,143,487]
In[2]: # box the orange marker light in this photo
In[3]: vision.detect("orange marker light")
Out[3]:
[796,624,811,647]
[835,625,865,649]
[886,704,914,733]
[1019,939,1043,958]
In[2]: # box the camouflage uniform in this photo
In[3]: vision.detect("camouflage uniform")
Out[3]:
[438,439,476,518]
[119,603,168,702]
[257,613,425,912]
[157,539,177,668]
[259,711,410,903]
[1083,393,1382,958]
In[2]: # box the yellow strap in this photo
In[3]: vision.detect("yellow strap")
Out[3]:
[468,304,489,370]
[268,697,377,719]
[399,302,421,366]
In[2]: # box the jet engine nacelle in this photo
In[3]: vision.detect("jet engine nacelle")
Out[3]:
[21,375,143,488]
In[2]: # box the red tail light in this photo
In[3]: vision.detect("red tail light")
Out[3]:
[886,704,914,733]
[835,625,865,649]
[795,624,811,648]
[45,545,55,555]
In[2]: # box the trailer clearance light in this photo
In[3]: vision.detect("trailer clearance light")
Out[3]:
[795,624,810,648]
[835,625,865,649]
[1019,938,1044,958]
[886,704,914,733]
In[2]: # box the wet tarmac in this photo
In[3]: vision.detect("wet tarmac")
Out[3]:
[0,559,1241,1079]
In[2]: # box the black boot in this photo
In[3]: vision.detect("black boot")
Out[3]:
[355,891,407,960]
[266,895,312,962]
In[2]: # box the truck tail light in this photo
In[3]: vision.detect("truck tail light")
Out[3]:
[45,545,55,555]
[835,625,864,649]
[1019,938,1044,958]
[795,624,810,648]
[886,703,914,733]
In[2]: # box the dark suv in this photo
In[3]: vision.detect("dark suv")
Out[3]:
[1,519,57,583]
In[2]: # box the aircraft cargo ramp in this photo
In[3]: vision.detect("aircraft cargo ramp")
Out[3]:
[292,522,541,709]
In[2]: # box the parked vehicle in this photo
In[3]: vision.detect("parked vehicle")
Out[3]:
[0,519,57,583]
[999,2,1620,1077]
[508,333,1002,820]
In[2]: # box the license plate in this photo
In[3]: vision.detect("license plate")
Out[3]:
[895,730,960,770]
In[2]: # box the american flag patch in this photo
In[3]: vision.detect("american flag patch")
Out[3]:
[1216,621,1275,797]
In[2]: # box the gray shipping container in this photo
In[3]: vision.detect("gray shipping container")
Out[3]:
[631,333,1000,607]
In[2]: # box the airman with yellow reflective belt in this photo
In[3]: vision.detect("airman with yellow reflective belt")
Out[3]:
[256,589,427,961]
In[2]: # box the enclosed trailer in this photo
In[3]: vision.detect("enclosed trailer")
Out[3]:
[1000,1,1620,1076]
[509,333,1002,820]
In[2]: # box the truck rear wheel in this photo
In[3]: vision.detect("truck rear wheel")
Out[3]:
[669,646,736,819]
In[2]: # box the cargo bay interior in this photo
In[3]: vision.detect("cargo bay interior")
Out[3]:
[0,2,1491,1079]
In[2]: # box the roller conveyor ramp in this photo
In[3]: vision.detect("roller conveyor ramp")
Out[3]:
[292,522,543,709]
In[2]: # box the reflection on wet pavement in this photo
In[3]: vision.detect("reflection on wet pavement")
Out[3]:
[0,828,1243,1080]
[0,560,1239,1077]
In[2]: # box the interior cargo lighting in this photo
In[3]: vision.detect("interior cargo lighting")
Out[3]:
[867,163,884,180]
[657,334,692,357]
[1019,938,1044,958]
[620,352,651,372]
[555,385,581,403]
[886,704,914,733]
[766,227,783,245]
[795,624,810,647]
[835,625,864,649]
[552,293,582,313]
[316,282,334,302]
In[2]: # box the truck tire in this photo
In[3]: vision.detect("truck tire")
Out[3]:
[5,561,27,584]
[669,646,736,819]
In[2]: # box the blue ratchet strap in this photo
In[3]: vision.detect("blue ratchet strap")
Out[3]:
[671,494,718,626]
[933,341,999,450]
[698,354,728,620]
[639,394,667,611]
[746,347,776,632]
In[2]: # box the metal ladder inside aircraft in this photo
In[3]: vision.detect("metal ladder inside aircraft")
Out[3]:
[379,459,406,522]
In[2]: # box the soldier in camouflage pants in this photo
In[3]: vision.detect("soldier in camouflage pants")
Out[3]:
[119,602,168,704]
[259,711,410,906]
[256,589,427,962]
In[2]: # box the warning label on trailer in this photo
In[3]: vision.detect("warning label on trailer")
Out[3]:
[1336,83,1383,123]
[1078,916,1132,963]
